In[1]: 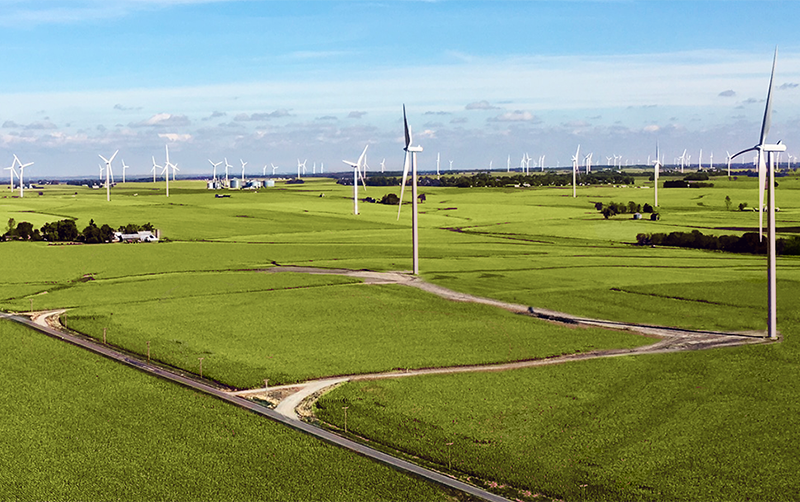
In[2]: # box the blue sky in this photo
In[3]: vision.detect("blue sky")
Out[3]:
[1,0,799,177]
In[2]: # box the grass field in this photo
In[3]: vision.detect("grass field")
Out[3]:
[2,173,800,500]
[0,319,450,501]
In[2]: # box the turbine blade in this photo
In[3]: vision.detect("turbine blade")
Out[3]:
[730,147,757,160]
[403,105,411,149]
[109,150,119,163]
[760,47,778,146]
[397,150,410,220]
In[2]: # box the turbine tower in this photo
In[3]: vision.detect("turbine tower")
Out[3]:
[397,105,423,275]
[224,158,232,185]
[730,48,785,340]
[271,163,279,175]
[240,159,247,181]
[121,159,129,183]
[151,157,160,183]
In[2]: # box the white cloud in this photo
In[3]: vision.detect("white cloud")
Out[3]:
[465,100,500,110]
[643,124,660,132]
[158,133,193,142]
[130,113,190,128]
[488,111,536,122]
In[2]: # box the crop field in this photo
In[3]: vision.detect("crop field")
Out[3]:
[2,172,800,500]
[0,319,449,501]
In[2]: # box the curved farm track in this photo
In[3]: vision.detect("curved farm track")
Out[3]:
[243,266,774,420]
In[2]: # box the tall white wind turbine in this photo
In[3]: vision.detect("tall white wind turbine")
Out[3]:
[380,158,386,174]
[99,150,118,202]
[540,155,545,172]
[240,159,247,181]
[263,164,268,176]
[438,153,441,177]
[730,47,784,339]
[571,145,580,198]
[14,155,33,198]
[343,144,369,215]
[271,163,279,175]
[121,159,129,183]
[397,105,423,275]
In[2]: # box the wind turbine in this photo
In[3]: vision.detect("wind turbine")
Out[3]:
[209,159,222,181]
[263,164,268,176]
[99,164,104,181]
[730,48,785,339]
[698,149,703,170]
[397,105,423,275]
[380,158,386,174]
[652,143,661,207]
[163,145,175,197]
[525,153,532,174]
[584,152,593,174]
[571,145,580,198]
[320,162,324,174]
[438,153,442,177]
[297,159,306,178]
[506,154,510,173]
[171,162,180,181]
[224,158,232,185]
[14,155,32,198]
[240,159,247,181]
[99,150,118,202]
[679,149,687,173]
[343,144,369,215]
[449,160,453,171]
[5,158,17,191]
[271,163,279,175]
[709,152,714,170]
[121,159,129,183]
[726,151,732,178]
[313,162,317,175]
[606,155,613,167]
[540,155,545,172]
[151,157,159,183]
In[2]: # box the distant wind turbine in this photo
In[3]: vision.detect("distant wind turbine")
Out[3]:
[14,155,33,198]
[5,158,18,191]
[343,144,369,215]
[224,158,232,185]
[652,143,661,207]
[571,145,580,198]
[151,157,160,183]
[121,159,129,183]
[99,150,118,202]
[240,159,247,181]
[271,163,279,175]
[209,159,222,181]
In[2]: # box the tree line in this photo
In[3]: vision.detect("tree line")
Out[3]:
[636,229,800,255]
[338,171,637,188]
[3,218,154,243]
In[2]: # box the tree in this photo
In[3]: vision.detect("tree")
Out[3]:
[6,218,16,235]
[725,195,732,211]
[15,222,34,240]
[643,203,653,214]
[738,202,748,212]
[379,193,400,205]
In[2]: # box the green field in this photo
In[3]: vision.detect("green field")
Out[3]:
[0,319,450,501]
[2,173,800,500]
